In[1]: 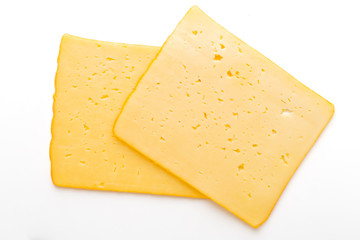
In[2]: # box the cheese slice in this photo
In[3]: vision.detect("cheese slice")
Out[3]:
[114,6,334,227]
[50,34,203,198]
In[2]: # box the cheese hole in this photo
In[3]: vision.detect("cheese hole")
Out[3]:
[227,70,233,77]
[72,85,78,88]
[233,148,240,153]
[137,169,141,176]
[238,163,245,170]
[99,182,105,187]
[248,193,252,198]
[96,44,101,47]
[65,154,72,158]
[221,147,226,151]
[257,152,262,155]
[281,109,293,116]
[272,129,277,134]
[83,124,89,132]
[238,48,243,53]
[160,136,166,142]
[281,155,288,164]
[192,124,201,130]
[88,98,98,105]
[67,130,71,134]
[225,124,231,130]
[80,160,86,164]
[101,94,109,99]
[106,57,115,61]
[192,30,198,35]
[220,43,225,49]
[261,68,265,72]
[214,54,223,61]
[203,112,207,119]
[252,144,258,148]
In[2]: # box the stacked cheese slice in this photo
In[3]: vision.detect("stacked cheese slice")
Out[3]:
[51,6,334,227]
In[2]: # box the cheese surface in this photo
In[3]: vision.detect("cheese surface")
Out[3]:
[114,6,334,227]
[51,34,203,198]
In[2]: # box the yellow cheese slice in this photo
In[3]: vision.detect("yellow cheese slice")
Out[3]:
[50,34,203,198]
[114,6,334,227]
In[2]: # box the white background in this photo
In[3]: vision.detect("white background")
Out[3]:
[1,0,359,239]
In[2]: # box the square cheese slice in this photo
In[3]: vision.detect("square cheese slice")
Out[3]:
[114,6,334,227]
[50,34,203,198]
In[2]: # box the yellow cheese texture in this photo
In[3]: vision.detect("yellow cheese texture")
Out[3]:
[51,34,203,198]
[114,6,334,227]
